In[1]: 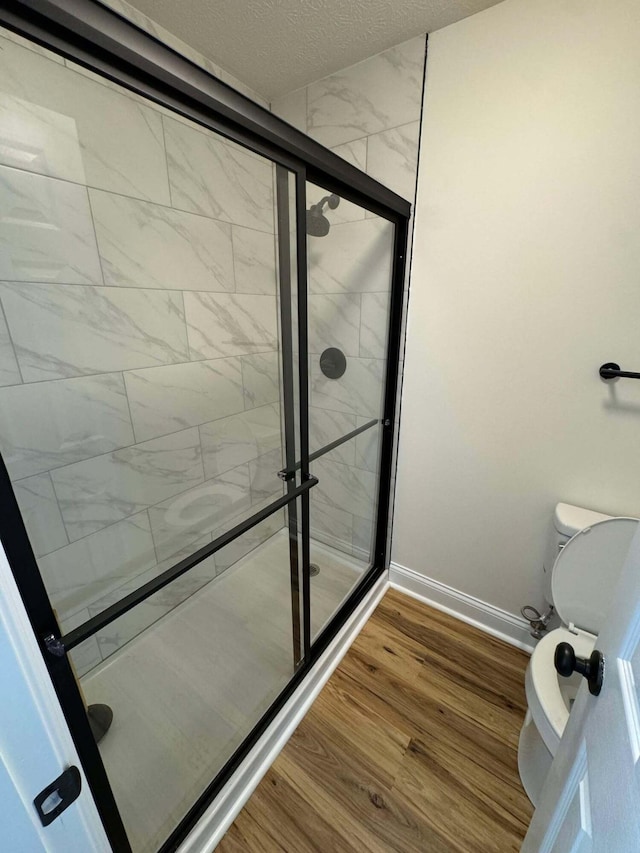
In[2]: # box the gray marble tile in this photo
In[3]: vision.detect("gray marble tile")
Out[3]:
[51,428,204,540]
[214,507,284,574]
[0,167,102,284]
[312,457,377,521]
[271,87,307,133]
[124,357,244,442]
[90,190,235,292]
[200,403,281,480]
[185,292,277,359]
[352,514,374,561]
[367,121,420,201]
[0,282,189,381]
[0,307,20,386]
[148,464,251,562]
[241,351,280,408]
[359,291,390,359]
[164,117,274,231]
[308,293,361,356]
[232,226,277,294]
[308,407,356,466]
[307,37,425,147]
[0,36,170,202]
[309,494,353,555]
[308,218,395,295]
[37,511,156,620]
[354,418,382,473]
[59,608,102,678]
[0,372,134,479]
[311,356,384,419]
[249,448,284,504]
[13,472,68,557]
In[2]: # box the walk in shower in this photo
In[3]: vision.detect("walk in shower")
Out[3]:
[0,3,409,851]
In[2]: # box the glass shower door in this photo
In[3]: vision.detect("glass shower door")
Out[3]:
[0,25,308,853]
[305,180,396,640]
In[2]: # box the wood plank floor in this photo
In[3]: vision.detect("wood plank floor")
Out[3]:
[217,588,533,852]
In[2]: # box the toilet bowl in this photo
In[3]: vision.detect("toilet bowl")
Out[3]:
[518,510,639,806]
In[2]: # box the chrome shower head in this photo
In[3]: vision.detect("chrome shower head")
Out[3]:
[306,194,340,237]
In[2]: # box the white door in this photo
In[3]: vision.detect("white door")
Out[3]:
[0,543,110,852]
[522,526,640,853]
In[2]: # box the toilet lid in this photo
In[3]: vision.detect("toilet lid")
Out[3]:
[552,517,639,634]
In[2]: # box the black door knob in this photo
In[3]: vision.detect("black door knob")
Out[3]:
[554,641,605,697]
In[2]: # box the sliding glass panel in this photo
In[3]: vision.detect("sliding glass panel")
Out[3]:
[82,498,303,853]
[0,24,303,853]
[305,180,395,639]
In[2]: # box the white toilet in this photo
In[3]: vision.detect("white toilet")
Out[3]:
[517,502,639,806]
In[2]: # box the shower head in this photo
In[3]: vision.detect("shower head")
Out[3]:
[306,194,340,237]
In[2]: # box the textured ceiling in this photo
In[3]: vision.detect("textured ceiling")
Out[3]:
[124,0,505,98]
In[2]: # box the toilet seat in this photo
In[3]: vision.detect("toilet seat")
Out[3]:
[527,516,639,754]
[526,625,595,753]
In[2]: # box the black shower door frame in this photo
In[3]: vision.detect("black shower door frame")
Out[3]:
[0,2,411,851]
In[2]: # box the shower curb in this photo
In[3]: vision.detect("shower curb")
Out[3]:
[389,562,535,654]
[176,573,390,853]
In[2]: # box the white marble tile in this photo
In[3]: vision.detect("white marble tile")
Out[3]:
[164,117,274,231]
[309,494,353,555]
[232,226,277,294]
[200,403,281,480]
[311,356,384,419]
[331,138,367,171]
[352,514,374,560]
[312,457,376,520]
[307,36,425,147]
[359,291,390,359]
[367,121,420,201]
[0,307,20,386]
[13,472,68,557]
[124,358,244,442]
[148,464,251,562]
[308,407,356,466]
[308,218,395,295]
[0,283,189,381]
[355,418,382,473]
[241,350,280,408]
[185,292,277,359]
[214,509,284,574]
[271,87,307,133]
[51,428,204,540]
[0,28,64,64]
[0,372,134,479]
[38,511,156,620]
[59,608,102,678]
[0,167,102,284]
[0,36,170,202]
[308,293,361,356]
[249,448,284,504]
[90,190,235,292]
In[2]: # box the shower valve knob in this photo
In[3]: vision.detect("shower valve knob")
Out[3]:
[554,641,604,696]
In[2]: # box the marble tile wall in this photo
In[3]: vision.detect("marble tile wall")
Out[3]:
[272,36,427,564]
[0,26,284,674]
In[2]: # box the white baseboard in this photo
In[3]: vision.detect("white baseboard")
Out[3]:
[177,573,390,853]
[389,562,535,654]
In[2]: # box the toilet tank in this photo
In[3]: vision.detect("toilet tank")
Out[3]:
[542,503,612,605]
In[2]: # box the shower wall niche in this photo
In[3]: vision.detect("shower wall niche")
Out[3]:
[0,26,285,673]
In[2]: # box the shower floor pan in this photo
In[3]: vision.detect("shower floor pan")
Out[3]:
[81,530,364,853]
